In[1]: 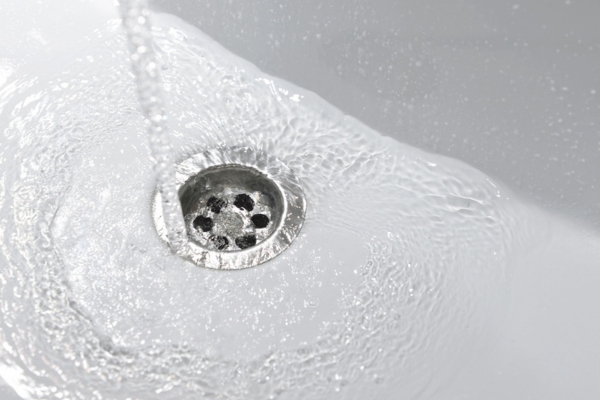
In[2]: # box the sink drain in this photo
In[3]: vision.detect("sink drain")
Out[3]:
[152,147,306,270]
[182,166,283,252]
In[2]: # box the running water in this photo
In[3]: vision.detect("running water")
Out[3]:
[0,9,567,400]
[119,0,187,253]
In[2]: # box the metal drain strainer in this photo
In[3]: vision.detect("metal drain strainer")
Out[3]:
[152,147,306,270]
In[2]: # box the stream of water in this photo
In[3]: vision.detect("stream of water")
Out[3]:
[120,0,187,253]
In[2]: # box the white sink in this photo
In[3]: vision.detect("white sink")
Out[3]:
[1,1,599,399]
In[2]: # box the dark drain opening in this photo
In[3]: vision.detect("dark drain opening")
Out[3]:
[251,214,270,228]
[233,193,254,211]
[193,215,213,232]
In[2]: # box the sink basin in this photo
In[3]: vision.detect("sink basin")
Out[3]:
[1,1,599,399]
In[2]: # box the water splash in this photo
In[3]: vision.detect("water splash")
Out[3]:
[119,0,187,252]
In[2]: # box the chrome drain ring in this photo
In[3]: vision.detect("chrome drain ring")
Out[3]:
[152,147,306,270]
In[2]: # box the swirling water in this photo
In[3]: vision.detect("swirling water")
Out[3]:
[0,12,541,400]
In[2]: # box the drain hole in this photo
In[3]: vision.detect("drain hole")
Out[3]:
[209,235,229,250]
[207,197,227,214]
[155,149,307,269]
[235,235,257,249]
[193,215,214,232]
[251,214,270,229]
[233,193,254,211]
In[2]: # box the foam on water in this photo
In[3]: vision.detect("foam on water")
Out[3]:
[0,13,539,400]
